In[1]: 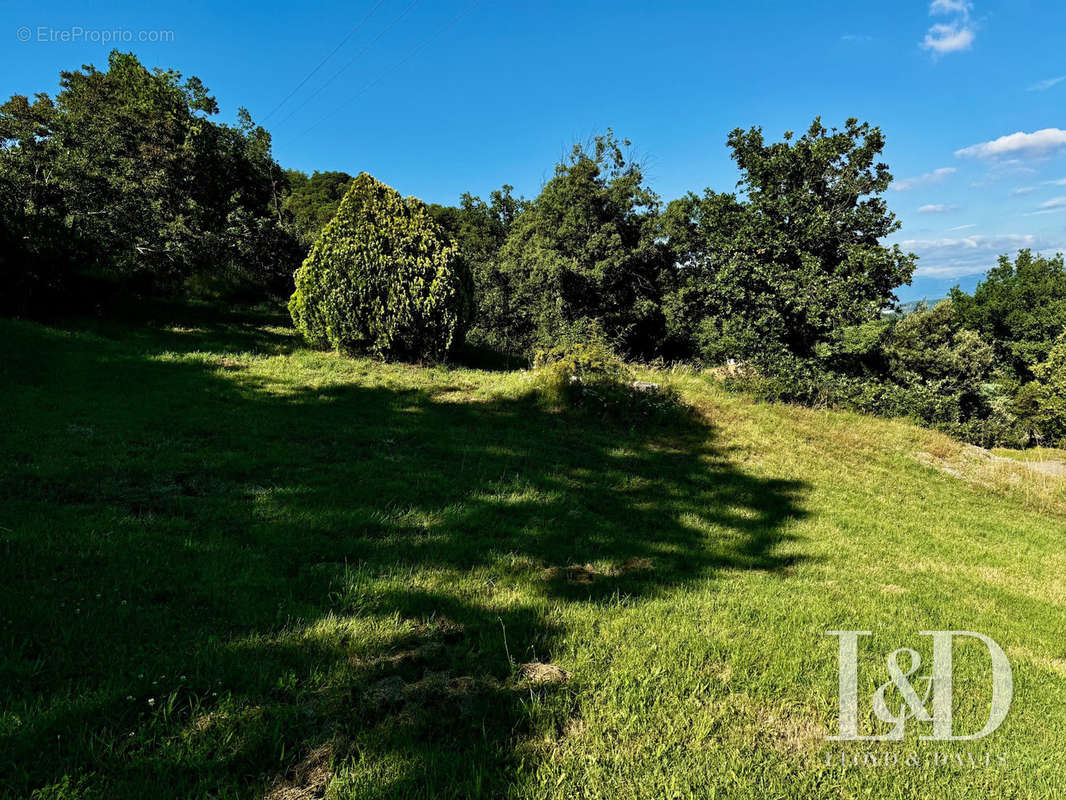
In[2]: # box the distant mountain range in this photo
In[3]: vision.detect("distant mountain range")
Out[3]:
[887,298,947,316]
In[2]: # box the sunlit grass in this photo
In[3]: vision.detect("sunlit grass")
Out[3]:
[1,305,1064,798]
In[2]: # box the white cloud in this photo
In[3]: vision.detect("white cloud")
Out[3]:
[1028,76,1066,92]
[955,128,1066,160]
[1011,186,1036,196]
[901,234,1042,250]
[901,233,1057,278]
[1045,178,1066,186]
[891,167,956,191]
[929,0,972,13]
[947,223,977,231]
[922,0,975,55]
[923,23,975,54]
[918,204,959,213]
[1028,196,1066,214]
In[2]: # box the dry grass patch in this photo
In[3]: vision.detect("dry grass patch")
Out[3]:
[519,662,571,686]
[720,694,827,756]
[265,744,333,800]
[543,557,655,585]
[915,443,1066,514]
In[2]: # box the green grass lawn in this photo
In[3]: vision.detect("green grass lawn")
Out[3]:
[2,305,1065,799]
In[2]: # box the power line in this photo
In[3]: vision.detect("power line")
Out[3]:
[262,0,389,122]
[274,0,424,128]
[300,0,482,137]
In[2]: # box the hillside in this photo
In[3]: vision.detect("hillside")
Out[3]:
[2,306,1065,799]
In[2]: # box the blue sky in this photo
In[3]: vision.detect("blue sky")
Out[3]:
[3,0,1065,301]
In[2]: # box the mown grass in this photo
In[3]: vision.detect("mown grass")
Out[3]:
[2,304,1065,799]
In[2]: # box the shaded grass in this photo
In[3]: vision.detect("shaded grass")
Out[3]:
[1,306,1065,798]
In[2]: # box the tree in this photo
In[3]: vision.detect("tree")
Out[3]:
[428,185,526,349]
[288,173,471,361]
[1015,329,1066,445]
[883,300,994,388]
[950,249,1066,378]
[283,170,355,245]
[663,118,917,362]
[0,51,299,312]
[488,132,667,357]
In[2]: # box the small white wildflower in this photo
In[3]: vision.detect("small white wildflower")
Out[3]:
[147,698,156,706]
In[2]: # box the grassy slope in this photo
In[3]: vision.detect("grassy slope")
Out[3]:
[1,307,1065,799]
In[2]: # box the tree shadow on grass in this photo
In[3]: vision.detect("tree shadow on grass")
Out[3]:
[0,314,809,798]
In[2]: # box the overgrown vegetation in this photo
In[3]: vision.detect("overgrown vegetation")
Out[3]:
[0,52,302,313]
[660,119,916,362]
[3,53,1065,445]
[529,339,683,423]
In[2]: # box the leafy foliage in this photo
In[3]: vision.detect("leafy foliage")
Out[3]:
[1016,329,1066,445]
[727,300,1028,448]
[282,170,355,245]
[529,340,683,423]
[490,132,668,358]
[883,301,995,389]
[428,185,526,350]
[663,118,917,362]
[950,249,1066,378]
[288,173,471,360]
[0,51,299,313]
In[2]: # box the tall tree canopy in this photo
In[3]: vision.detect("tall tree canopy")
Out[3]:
[489,131,667,357]
[0,50,299,313]
[283,170,355,245]
[950,250,1066,378]
[662,118,917,362]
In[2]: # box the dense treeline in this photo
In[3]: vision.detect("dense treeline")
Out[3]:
[0,52,304,312]
[3,53,1064,447]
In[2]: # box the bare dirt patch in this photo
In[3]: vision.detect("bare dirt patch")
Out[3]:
[1028,460,1066,477]
[352,641,445,670]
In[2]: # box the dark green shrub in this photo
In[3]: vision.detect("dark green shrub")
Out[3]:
[288,173,471,361]
[723,347,1029,449]
[883,301,995,388]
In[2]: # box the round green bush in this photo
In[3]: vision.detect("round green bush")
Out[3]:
[288,172,470,360]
